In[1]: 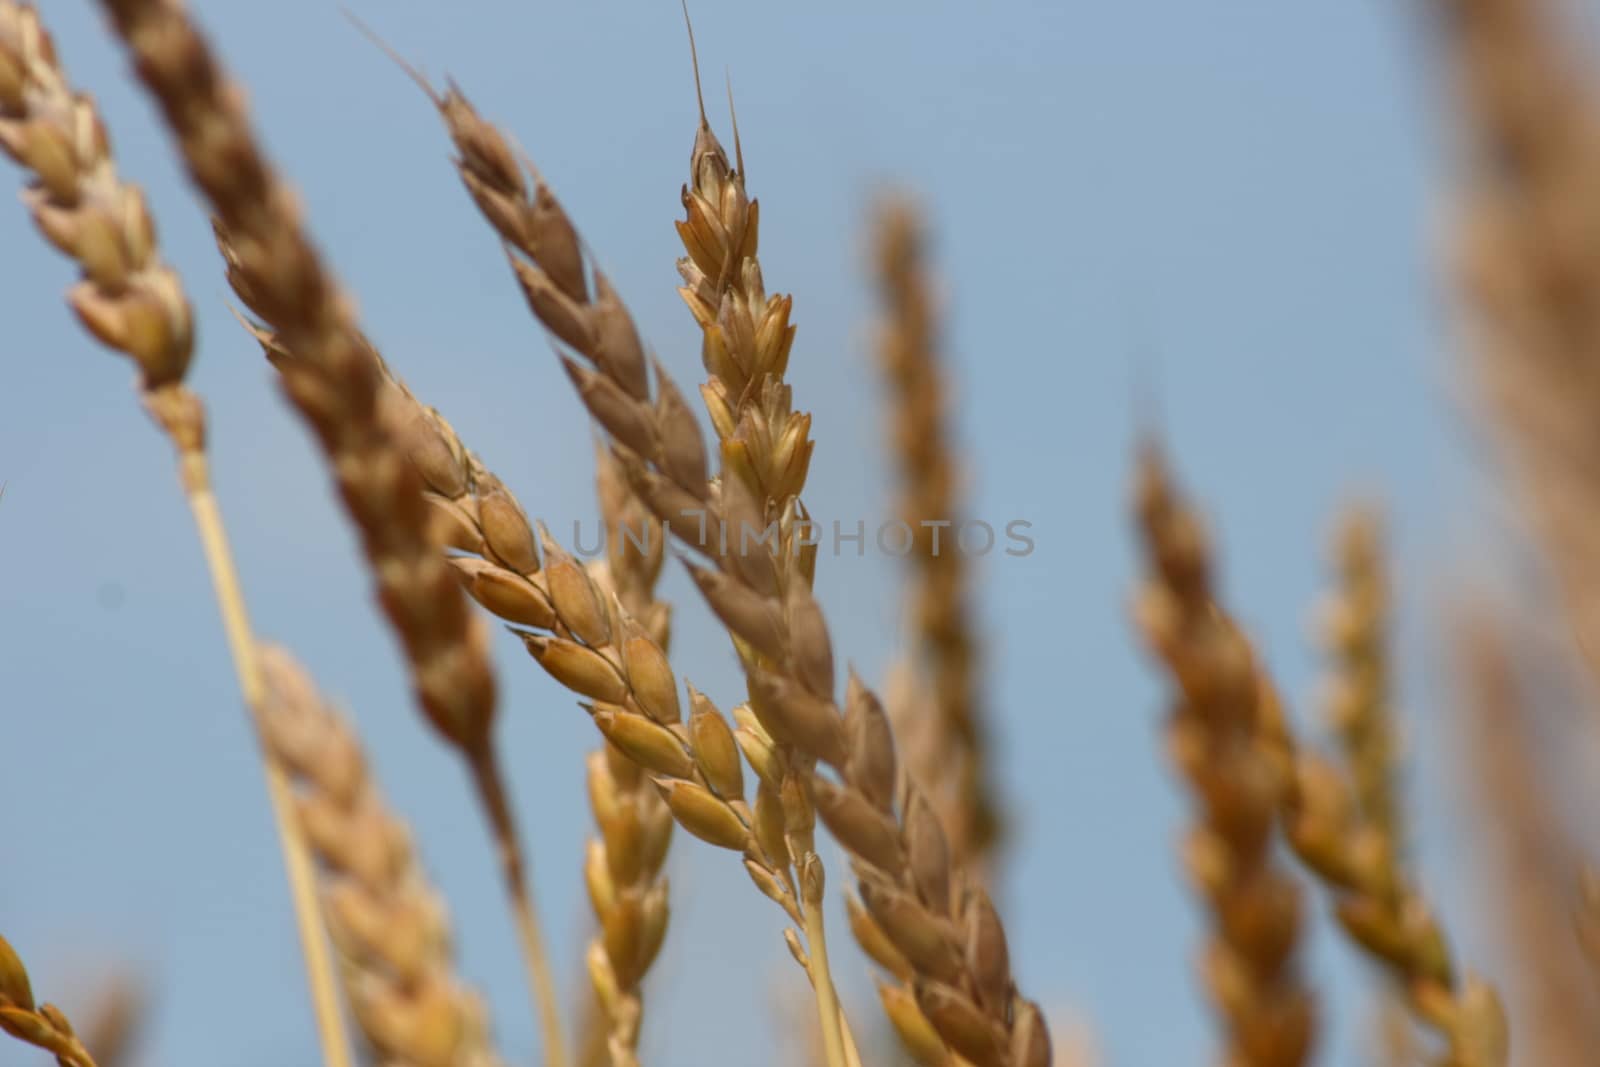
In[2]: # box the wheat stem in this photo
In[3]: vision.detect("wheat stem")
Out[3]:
[798,858,848,1067]
[185,480,355,1067]
[468,744,569,1067]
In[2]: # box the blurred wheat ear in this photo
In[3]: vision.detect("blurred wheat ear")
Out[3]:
[1131,443,1317,1067]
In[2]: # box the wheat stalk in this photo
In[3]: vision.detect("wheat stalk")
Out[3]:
[871,198,1003,874]
[86,5,573,1064]
[1130,444,1316,1067]
[256,646,507,1067]
[0,936,99,1067]
[0,8,355,1065]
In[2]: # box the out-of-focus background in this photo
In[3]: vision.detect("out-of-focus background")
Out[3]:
[0,1,1502,1064]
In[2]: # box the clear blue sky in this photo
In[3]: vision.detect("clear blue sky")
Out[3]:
[1,2,1494,1064]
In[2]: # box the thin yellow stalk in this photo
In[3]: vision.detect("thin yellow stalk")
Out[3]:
[799,861,848,1067]
[467,744,568,1067]
[183,462,355,1067]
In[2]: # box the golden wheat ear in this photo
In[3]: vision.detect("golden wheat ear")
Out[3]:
[0,935,100,1067]
[1130,443,1317,1067]
[256,646,508,1067]
[1313,505,1417,1064]
[1277,524,1507,1066]
[871,198,1004,876]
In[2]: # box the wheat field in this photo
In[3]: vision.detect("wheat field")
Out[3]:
[2,1,1598,1066]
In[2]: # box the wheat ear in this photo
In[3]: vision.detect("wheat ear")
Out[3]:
[256,646,507,1067]
[0,936,98,1067]
[87,6,570,1065]
[398,377,832,1001]
[1315,507,1416,1061]
[1131,444,1316,1067]
[672,44,863,1067]
[1435,0,1600,702]
[1277,700,1507,1065]
[1139,463,1497,1067]
[223,211,678,1061]
[871,198,1003,874]
[404,70,1047,1066]
[0,7,354,1065]
[1318,509,1404,856]
[369,62,846,1062]
[674,35,810,530]
[1280,582,1509,1063]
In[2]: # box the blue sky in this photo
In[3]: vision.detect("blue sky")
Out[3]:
[0,2,1496,1064]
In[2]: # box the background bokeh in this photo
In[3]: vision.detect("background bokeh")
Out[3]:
[0,2,1484,1064]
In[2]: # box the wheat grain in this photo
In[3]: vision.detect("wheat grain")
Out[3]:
[0,7,355,1063]
[0,935,99,1067]
[674,35,810,526]
[0,1,189,391]
[257,646,507,1067]
[395,395,795,918]
[1131,444,1316,1067]
[872,198,1002,874]
[88,6,573,1064]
